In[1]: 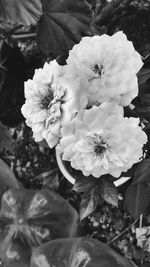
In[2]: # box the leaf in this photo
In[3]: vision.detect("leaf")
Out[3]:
[133,159,150,184]
[0,40,28,127]
[37,0,92,56]
[0,122,13,152]
[0,0,42,26]
[125,182,150,219]
[138,67,150,86]
[99,179,118,207]
[0,188,79,266]
[73,176,97,193]
[0,159,19,204]
[80,186,99,220]
[31,237,133,267]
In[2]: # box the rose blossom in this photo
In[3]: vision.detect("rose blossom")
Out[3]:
[66,31,143,107]
[57,102,147,178]
[21,60,87,148]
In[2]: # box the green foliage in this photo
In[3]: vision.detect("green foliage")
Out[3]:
[37,0,92,56]
[0,188,79,266]
[74,175,118,220]
[31,237,134,267]
[0,0,42,26]
[125,160,150,219]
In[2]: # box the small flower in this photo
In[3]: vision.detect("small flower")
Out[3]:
[58,102,147,178]
[67,31,143,107]
[21,60,87,148]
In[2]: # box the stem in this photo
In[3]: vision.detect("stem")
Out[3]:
[107,218,138,245]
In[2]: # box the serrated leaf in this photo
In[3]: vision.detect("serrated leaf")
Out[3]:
[0,122,13,152]
[37,0,92,56]
[133,159,150,184]
[80,186,99,220]
[73,176,97,193]
[0,0,42,26]
[125,182,150,219]
[99,180,118,207]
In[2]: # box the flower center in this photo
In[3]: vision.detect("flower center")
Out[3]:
[41,90,53,109]
[93,63,104,78]
[88,133,108,156]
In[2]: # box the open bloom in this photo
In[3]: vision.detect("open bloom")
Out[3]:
[58,102,147,178]
[21,60,87,148]
[67,31,143,106]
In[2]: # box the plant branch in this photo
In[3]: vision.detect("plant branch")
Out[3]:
[107,218,138,245]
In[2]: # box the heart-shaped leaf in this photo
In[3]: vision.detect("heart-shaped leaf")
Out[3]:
[133,159,150,184]
[0,0,42,26]
[125,182,150,219]
[80,186,99,220]
[37,0,92,56]
[31,237,133,267]
[0,188,79,266]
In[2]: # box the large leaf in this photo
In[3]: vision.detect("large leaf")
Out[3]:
[31,237,133,267]
[37,0,92,56]
[0,0,42,26]
[0,188,79,266]
[0,159,19,205]
[80,186,99,220]
[125,182,150,219]
[0,122,13,152]
[133,159,150,184]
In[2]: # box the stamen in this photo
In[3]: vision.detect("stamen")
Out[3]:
[88,133,108,156]
[41,91,53,109]
[93,63,104,78]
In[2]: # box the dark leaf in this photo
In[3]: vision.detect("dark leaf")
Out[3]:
[99,179,118,207]
[139,93,150,105]
[80,186,99,220]
[133,159,150,184]
[0,159,19,205]
[31,237,133,267]
[0,122,13,152]
[73,176,97,193]
[138,67,150,86]
[37,0,92,56]
[134,105,150,121]
[0,0,42,26]
[0,40,28,127]
[125,182,150,219]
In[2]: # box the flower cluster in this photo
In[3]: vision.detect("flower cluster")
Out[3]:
[22,31,147,179]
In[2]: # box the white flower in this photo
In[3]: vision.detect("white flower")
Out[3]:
[67,31,143,107]
[58,102,147,178]
[21,60,87,148]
